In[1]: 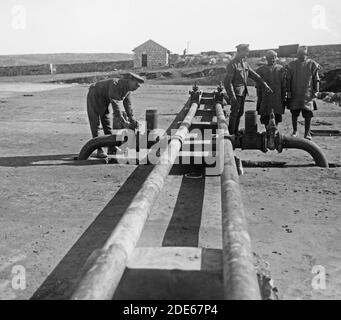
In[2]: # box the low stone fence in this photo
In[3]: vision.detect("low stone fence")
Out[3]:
[0,60,134,77]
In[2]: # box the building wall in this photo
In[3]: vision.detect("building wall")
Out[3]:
[0,60,133,77]
[227,44,341,58]
[133,42,169,68]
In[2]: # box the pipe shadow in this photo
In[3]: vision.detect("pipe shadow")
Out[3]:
[162,166,206,247]
[283,163,340,168]
[30,165,154,300]
[0,154,109,168]
[241,160,341,169]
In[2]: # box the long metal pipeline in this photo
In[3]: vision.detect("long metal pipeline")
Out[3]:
[215,103,261,300]
[71,101,199,300]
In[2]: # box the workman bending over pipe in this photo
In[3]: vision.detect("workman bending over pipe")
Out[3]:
[86,72,144,158]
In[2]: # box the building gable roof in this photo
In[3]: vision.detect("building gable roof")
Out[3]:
[133,39,170,53]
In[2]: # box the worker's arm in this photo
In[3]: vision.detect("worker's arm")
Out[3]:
[108,81,130,127]
[224,63,237,102]
[123,93,138,129]
[255,68,263,112]
[248,67,273,93]
[281,67,288,103]
[123,93,133,118]
[111,99,130,127]
[285,64,293,98]
[312,63,321,95]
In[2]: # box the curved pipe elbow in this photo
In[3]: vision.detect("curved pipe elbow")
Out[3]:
[78,135,125,160]
[282,136,329,168]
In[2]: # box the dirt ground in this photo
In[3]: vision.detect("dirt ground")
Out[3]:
[0,82,340,300]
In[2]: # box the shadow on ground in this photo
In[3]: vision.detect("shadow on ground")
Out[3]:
[30,164,211,299]
[31,165,153,299]
[163,168,205,247]
[1,154,339,169]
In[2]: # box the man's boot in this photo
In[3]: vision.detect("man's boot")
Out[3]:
[304,117,312,140]
[291,116,298,137]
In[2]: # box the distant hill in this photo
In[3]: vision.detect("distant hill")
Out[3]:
[0,53,133,66]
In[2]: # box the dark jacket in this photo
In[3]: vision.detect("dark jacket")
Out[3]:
[224,57,266,99]
[256,64,287,116]
[286,59,320,111]
[88,78,133,117]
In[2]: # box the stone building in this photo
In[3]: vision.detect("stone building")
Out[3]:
[133,39,170,68]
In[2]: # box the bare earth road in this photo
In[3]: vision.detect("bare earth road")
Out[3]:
[0,83,340,300]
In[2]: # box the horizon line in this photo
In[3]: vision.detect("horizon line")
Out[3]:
[0,42,340,57]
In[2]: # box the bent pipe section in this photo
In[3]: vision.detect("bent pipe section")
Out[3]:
[231,134,329,168]
[71,102,199,300]
[77,135,127,160]
[282,136,329,168]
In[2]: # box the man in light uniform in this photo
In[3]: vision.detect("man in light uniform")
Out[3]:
[86,72,144,158]
[256,50,287,130]
[286,46,321,140]
[224,44,273,135]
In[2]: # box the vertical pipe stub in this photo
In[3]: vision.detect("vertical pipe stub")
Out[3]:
[146,109,159,131]
[245,110,258,135]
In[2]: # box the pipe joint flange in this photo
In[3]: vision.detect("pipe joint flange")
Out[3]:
[214,92,225,104]
[171,134,185,147]
[223,133,236,146]
[189,90,202,104]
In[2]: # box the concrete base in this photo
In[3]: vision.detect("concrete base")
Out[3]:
[114,247,223,300]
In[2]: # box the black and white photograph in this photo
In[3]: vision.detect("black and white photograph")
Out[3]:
[0,0,340,307]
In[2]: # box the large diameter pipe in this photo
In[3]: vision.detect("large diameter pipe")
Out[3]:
[216,103,261,300]
[71,102,199,300]
[78,134,126,160]
[282,136,329,168]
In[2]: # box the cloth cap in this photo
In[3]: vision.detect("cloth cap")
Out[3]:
[122,72,145,83]
[236,44,250,51]
[266,50,278,58]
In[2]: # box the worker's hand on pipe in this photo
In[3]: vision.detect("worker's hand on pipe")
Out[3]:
[264,83,273,94]
[128,116,139,130]
[118,113,130,128]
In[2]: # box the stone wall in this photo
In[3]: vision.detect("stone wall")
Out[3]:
[227,44,341,73]
[309,44,341,54]
[0,60,133,77]
[308,44,341,73]
[228,44,341,58]
[0,64,51,77]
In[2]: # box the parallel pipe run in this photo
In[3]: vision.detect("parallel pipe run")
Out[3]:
[71,102,200,300]
[216,103,261,300]
[282,136,329,168]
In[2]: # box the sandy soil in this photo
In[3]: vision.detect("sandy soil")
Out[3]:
[0,82,340,300]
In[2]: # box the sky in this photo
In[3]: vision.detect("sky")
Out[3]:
[0,0,340,55]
